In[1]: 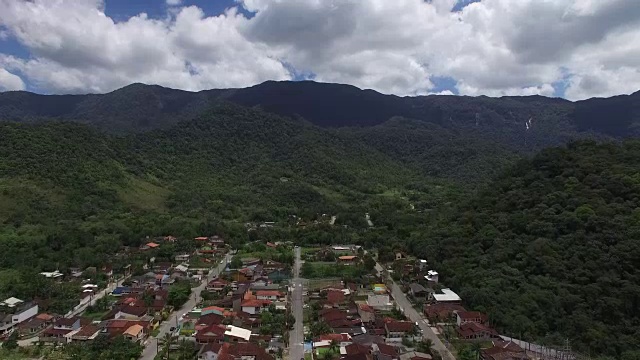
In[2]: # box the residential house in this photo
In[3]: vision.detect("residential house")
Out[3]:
[123,324,145,342]
[456,311,488,326]
[116,306,148,320]
[0,298,38,325]
[331,245,359,256]
[352,333,385,347]
[255,290,281,301]
[456,322,500,341]
[357,304,375,323]
[338,256,358,265]
[409,283,429,298]
[399,351,433,360]
[198,342,224,360]
[384,321,415,339]
[35,313,58,326]
[394,252,405,261]
[425,270,439,284]
[40,270,64,280]
[196,324,227,344]
[175,254,191,262]
[372,342,399,360]
[417,259,427,271]
[69,325,101,342]
[100,319,151,338]
[317,333,352,347]
[480,340,529,360]
[326,289,346,305]
[430,289,461,304]
[262,260,284,272]
[423,303,466,323]
[17,317,46,337]
[207,279,228,292]
[39,317,86,344]
[367,294,392,311]
[204,341,274,360]
[202,306,226,317]
[143,242,160,250]
[210,236,225,248]
[224,325,252,342]
[343,343,373,359]
[241,300,268,315]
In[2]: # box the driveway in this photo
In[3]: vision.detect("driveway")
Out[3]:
[288,247,304,360]
[375,263,456,360]
[139,253,232,360]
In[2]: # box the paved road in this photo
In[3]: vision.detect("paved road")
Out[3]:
[288,247,304,360]
[375,263,455,360]
[139,253,232,360]
[17,275,129,347]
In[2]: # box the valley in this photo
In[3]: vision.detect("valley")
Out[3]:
[0,81,638,360]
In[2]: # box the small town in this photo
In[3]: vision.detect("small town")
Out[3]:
[0,229,569,360]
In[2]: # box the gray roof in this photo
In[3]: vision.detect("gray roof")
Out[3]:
[409,283,428,293]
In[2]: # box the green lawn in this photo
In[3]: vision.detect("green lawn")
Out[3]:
[151,328,161,337]
[82,309,110,321]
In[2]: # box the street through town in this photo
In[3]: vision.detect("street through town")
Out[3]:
[288,247,304,360]
[374,263,456,360]
[139,253,233,360]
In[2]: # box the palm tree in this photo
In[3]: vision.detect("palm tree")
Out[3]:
[176,338,195,360]
[417,339,434,355]
[470,342,482,360]
[158,332,174,359]
[328,339,339,354]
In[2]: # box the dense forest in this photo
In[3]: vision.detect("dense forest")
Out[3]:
[403,141,640,358]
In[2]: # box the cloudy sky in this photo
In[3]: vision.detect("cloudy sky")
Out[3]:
[0,0,638,100]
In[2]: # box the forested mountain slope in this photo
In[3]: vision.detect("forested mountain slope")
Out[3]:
[0,104,439,276]
[1,81,639,149]
[408,140,640,358]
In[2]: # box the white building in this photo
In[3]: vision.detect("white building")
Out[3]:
[367,294,393,311]
[425,270,439,283]
[431,288,461,303]
[224,325,251,342]
[40,271,64,279]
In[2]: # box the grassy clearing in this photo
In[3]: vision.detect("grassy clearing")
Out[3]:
[118,175,171,211]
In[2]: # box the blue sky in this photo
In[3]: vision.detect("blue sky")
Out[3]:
[0,0,637,100]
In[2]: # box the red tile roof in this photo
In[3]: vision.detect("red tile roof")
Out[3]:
[146,242,159,248]
[74,325,100,337]
[457,311,488,322]
[358,303,374,313]
[385,321,414,333]
[457,322,499,338]
[255,290,281,297]
[241,299,264,307]
[318,333,352,342]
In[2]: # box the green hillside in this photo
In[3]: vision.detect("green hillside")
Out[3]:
[409,140,640,358]
[0,105,446,275]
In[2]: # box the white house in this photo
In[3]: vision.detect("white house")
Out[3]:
[367,294,392,311]
[224,325,251,342]
[431,288,461,303]
[425,270,439,283]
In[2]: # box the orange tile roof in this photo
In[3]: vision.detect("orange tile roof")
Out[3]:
[339,255,357,260]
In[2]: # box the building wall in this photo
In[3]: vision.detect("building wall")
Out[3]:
[12,304,38,324]
[242,306,257,315]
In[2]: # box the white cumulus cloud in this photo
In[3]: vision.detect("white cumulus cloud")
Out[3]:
[0,67,25,91]
[0,0,638,99]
